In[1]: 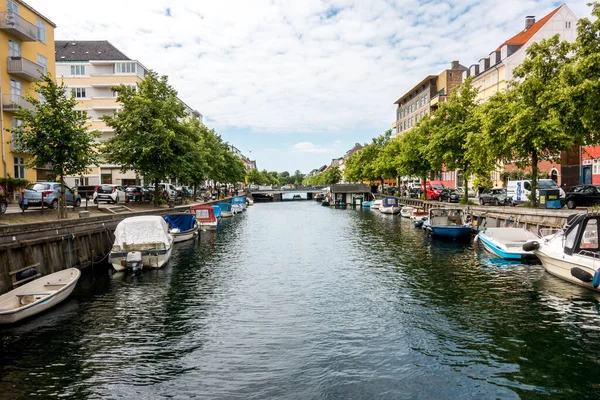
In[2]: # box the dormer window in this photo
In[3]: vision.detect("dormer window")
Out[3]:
[501,45,508,60]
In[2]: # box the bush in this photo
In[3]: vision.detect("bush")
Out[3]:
[0,177,29,192]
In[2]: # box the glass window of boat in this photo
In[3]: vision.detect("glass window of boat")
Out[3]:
[565,224,579,250]
[195,209,209,218]
[580,219,598,250]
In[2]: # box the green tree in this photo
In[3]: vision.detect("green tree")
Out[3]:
[293,170,304,185]
[481,36,572,206]
[395,116,434,199]
[102,71,189,205]
[246,168,263,185]
[11,73,99,218]
[323,166,342,184]
[344,149,365,183]
[428,78,481,203]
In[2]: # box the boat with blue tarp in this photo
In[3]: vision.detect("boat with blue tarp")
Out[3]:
[232,196,247,212]
[379,197,401,215]
[164,214,199,243]
[212,205,222,219]
[217,203,234,218]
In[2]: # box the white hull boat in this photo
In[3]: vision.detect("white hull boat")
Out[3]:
[246,197,254,206]
[0,268,80,324]
[200,221,218,230]
[221,210,234,218]
[164,214,199,243]
[379,206,401,215]
[400,206,415,218]
[370,200,382,210]
[110,216,174,271]
[476,227,538,260]
[232,204,243,214]
[524,213,600,292]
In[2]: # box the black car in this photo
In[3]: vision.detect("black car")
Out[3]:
[439,188,461,203]
[564,184,600,209]
[479,188,512,206]
[126,186,153,202]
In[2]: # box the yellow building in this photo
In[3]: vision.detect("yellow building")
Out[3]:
[0,0,55,182]
[55,40,202,187]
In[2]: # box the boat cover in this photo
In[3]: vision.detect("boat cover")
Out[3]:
[231,196,247,205]
[164,214,197,232]
[382,197,399,207]
[212,205,222,217]
[113,216,171,249]
[190,205,216,222]
[217,203,232,212]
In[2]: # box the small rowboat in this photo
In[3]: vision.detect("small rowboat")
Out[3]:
[0,268,81,324]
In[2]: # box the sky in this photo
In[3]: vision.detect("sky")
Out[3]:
[28,0,591,174]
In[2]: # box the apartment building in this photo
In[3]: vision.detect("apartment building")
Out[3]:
[228,144,256,171]
[55,40,203,187]
[393,61,467,137]
[463,5,579,188]
[0,0,55,182]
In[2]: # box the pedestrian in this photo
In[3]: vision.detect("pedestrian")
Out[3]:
[217,187,221,199]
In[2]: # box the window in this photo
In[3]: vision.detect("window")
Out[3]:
[115,62,136,74]
[593,160,600,175]
[10,79,21,101]
[584,159,593,165]
[566,21,571,29]
[580,219,598,250]
[8,39,21,57]
[36,19,46,43]
[7,0,19,14]
[37,54,47,73]
[71,88,87,98]
[70,65,85,76]
[13,157,25,179]
[486,76,491,87]
[501,45,507,60]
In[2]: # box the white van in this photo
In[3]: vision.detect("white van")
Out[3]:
[506,179,565,203]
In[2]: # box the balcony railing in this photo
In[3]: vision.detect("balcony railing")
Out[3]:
[0,11,37,42]
[429,94,448,107]
[2,94,34,112]
[7,57,44,81]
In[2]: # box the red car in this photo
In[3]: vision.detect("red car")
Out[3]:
[420,181,445,200]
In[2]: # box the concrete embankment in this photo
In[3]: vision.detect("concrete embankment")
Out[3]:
[0,198,229,295]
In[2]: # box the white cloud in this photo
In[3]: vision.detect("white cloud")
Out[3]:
[291,142,329,153]
[30,0,591,138]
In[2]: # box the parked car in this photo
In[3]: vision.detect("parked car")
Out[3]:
[158,183,177,200]
[126,186,152,202]
[420,181,444,200]
[564,184,600,209]
[479,188,512,206]
[507,179,565,204]
[94,184,127,204]
[0,184,8,214]
[439,188,461,203]
[20,182,81,210]
[72,185,97,201]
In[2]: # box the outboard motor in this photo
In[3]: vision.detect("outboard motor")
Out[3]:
[126,251,143,274]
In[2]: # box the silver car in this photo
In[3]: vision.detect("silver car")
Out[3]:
[20,182,81,210]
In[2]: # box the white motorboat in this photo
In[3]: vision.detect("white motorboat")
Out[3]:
[523,213,600,292]
[0,268,80,324]
[231,204,243,214]
[370,199,382,210]
[110,216,174,271]
[164,214,199,243]
[379,197,401,215]
[400,206,415,218]
[476,227,539,260]
[423,208,472,240]
[246,197,254,206]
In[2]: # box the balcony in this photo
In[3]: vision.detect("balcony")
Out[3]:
[0,12,37,41]
[7,57,44,81]
[429,95,448,108]
[3,94,34,113]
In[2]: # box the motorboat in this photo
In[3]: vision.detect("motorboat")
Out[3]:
[523,213,600,292]
[212,205,222,219]
[400,206,415,218]
[362,200,374,208]
[379,197,401,215]
[231,203,243,214]
[217,203,234,218]
[246,197,254,206]
[0,268,80,324]
[232,196,247,211]
[476,227,539,260]
[191,204,218,230]
[164,213,199,243]
[370,199,382,210]
[423,208,472,240]
[110,216,174,271]
[410,208,428,227]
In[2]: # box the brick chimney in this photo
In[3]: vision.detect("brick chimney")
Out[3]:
[525,16,535,30]
[451,60,460,69]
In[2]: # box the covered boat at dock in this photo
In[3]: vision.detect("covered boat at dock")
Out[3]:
[212,205,222,219]
[370,199,382,210]
[217,203,234,218]
[379,197,401,215]
[400,206,414,218]
[164,213,199,243]
[523,212,600,293]
[191,204,218,230]
[476,227,538,260]
[110,216,174,271]
[232,196,247,212]
[0,268,80,324]
[423,208,471,240]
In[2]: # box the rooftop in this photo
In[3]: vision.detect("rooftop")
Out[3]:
[55,40,131,62]
[495,5,562,52]
[394,75,437,105]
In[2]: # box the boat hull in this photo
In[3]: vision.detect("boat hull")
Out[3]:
[111,246,173,271]
[379,206,401,214]
[536,250,600,293]
[0,268,80,324]
[221,211,234,218]
[172,229,198,243]
[478,234,528,260]
[200,221,218,230]
[428,226,472,240]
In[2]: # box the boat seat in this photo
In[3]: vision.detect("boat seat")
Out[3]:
[44,282,67,287]
[16,291,57,297]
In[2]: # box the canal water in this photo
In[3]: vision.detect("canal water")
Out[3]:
[2,202,600,399]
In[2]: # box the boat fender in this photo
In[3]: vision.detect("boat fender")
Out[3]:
[594,270,600,288]
[16,267,37,281]
[571,267,594,283]
[522,241,540,252]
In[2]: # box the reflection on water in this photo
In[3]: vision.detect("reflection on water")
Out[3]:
[1,202,600,399]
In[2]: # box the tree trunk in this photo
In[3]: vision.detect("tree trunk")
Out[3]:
[462,171,469,204]
[531,151,538,207]
[422,174,427,200]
